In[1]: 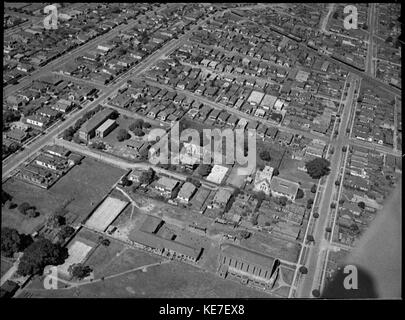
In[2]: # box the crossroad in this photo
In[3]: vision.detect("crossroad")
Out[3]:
[2,7,232,180]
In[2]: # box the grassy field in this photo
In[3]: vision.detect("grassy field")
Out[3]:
[86,245,163,278]
[1,157,126,234]
[24,260,273,298]
[256,140,286,169]
[241,232,301,264]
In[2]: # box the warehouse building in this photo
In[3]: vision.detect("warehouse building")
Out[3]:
[129,215,203,263]
[78,108,114,141]
[95,119,117,138]
[218,243,280,288]
[270,176,300,201]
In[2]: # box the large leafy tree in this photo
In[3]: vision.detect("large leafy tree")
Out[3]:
[68,263,92,280]
[139,168,156,185]
[305,158,331,179]
[17,238,68,276]
[198,164,213,177]
[1,228,33,258]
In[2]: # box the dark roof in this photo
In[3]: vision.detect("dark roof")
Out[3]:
[139,215,164,234]
[129,229,202,260]
[220,243,277,270]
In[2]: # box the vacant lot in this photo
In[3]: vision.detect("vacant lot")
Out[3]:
[2,157,125,234]
[86,245,163,279]
[24,260,274,298]
[241,232,301,264]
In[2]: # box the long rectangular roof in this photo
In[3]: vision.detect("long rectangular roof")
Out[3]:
[220,243,276,269]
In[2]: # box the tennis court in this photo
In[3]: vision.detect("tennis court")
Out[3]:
[58,240,93,275]
[85,197,129,231]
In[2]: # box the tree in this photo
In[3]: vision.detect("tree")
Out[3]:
[385,36,393,43]
[251,214,259,226]
[350,223,360,235]
[254,191,267,205]
[4,110,20,123]
[342,146,347,152]
[307,198,314,205]
[101,239,110,246]
[139,168,155,185]
[18,202,31,215]
[335,180,340,186]
[330,202,336,209]
[305,158,331,179]
[239,230,251,239]
[26,208,39,218]
[17,238,68,276]
[2,190,12,205]
[311,184,317,193]
[63,127,75,141]
[296,189,304,199]
[120,176,131,187]
[307,235,315,242]
[117,129,130,142]
[69,263,92,280]
[110,110,119,119]
[57,226,75,241]
[8,202,17,209]
[358,201,365,209]
[47,214,66,228]
[90,142,105,150]
[1,228,32,258]
[259,150,271,162]
[299,266,308,274]
[312,289,321,298]
[133,128,145,136]
[313,212,319,219]
[273,168,279,176]
[198,164,212,177]
[142,122,151,129]
[129,119,144,131]
[278,196,288,207]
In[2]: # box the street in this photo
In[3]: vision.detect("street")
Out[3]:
[297,73,358,298]
[2,8,222,180]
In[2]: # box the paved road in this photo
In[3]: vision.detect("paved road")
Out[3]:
[239,12,401,97]
[4,20,140,96]
[298,74,357,298]
[142,79,333,144]
[320,3,335,33]
[2,8,223,180]
[3,3,172,96]
[365,3,377,76]
[54,138,220,191]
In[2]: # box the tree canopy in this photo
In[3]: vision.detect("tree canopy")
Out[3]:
[68,263,92,280]
[117,129,130,142]
[305,158,331,179]
[17,238,68,276]
[198,164,213,177]
[259,150,271,162]
[139,168,156,185]
[1,228,32,258]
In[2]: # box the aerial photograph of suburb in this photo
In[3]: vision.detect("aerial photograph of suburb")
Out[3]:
[1,2,402,302]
